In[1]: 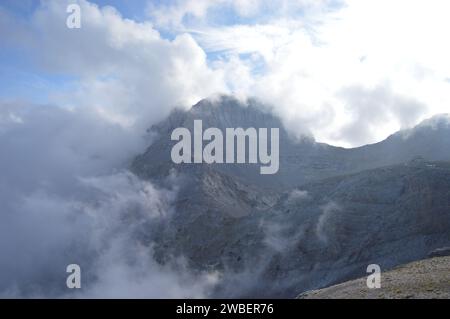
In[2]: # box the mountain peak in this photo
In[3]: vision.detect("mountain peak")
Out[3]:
[156,95,287,137]
[192,95,245,110]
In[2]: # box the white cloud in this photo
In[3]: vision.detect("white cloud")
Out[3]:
[4,0,226,131]
[193,23,295,62]
[148,0,259,29]
[316,201,340,244]
[0,168,218,298]
[148,0,337,29]
[175,0,450,147]
[6,0,449,147]
[0,0,228,297]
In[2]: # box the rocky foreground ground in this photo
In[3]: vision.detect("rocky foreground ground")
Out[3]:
[298,256,450,299]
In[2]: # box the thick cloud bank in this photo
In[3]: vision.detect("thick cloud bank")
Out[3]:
[0,102,219,297]
[0,0,225,297]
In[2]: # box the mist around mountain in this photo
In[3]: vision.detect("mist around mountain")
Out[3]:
[130,95,450,298]
[1,95,448,298]
[2,0,450,300]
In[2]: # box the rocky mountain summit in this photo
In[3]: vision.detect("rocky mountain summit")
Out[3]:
[131,96,450,298]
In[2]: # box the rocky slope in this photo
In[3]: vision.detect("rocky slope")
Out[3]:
[298,256,450,299]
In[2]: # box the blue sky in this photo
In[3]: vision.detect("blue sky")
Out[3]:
[90,0,152,21]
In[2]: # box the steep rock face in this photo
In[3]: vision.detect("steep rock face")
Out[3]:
[253,162,450,297]
[130,96,450,297]
[132,96,321,189]
[132,96,450,189]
